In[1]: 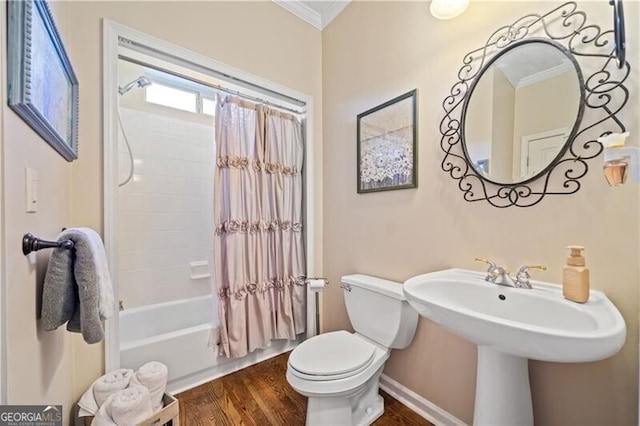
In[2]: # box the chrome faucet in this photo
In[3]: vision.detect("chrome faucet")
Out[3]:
[475,257,497,281]
[514,265,547,289]
[476,258,515,287]
[475,258,546,289]
[491,266,517,287]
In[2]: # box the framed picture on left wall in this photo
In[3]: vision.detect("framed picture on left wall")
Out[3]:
[7,0,79,161]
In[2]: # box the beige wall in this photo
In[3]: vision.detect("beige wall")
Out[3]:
[465,68,493,166]
[322,2,639,425]
[2,0,322,419]
[490,67,516,182]
[0,0,6,404]
[1,2,84,422]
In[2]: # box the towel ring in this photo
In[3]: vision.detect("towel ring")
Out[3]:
[22,233,74,255]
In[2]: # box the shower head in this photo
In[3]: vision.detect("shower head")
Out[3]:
[118,76,152,95]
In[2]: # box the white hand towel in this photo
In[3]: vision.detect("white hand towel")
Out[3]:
[130,362,168,412]
[94,369,134,408]
[92,386,153,426]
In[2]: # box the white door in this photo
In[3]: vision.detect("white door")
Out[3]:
[521,128,569,179]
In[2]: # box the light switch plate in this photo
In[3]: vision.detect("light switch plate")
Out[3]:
[26,167,38,213]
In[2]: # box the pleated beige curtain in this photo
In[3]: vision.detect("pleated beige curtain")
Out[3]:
[213,95,306,358]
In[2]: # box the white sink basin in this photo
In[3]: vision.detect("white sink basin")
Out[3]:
[403,268,625,362]
[403,268,626,425]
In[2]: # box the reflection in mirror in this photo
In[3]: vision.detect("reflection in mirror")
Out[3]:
[464,41,582,184]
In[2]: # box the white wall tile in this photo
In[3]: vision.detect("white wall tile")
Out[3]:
[118,108,215,308]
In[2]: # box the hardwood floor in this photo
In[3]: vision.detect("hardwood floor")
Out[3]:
[177,352,432,425]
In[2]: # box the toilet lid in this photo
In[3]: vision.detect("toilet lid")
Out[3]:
[289,331,376,377]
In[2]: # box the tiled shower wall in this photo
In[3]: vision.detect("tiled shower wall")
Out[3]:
[117,107,215,309]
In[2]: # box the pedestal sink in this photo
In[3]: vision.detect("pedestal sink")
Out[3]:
[403,268,626,426]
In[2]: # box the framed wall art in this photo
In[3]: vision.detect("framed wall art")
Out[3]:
[357,89,417,193]
[7,0,79,161]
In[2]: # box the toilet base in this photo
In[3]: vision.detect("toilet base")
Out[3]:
[306,394,383,426]
[303,367,385,426]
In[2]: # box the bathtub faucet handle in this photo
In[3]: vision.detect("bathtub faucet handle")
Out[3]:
[119,300,124,311]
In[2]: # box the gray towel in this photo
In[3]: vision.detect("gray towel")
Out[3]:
[41,228,114,343]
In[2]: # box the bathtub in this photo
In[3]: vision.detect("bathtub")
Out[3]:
[120,295,219,392]
[119,294,300,393]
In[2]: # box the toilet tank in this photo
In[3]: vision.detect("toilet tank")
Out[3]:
[341,274,419,349]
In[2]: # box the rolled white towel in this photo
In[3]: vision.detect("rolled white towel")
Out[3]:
[91,404,116,426]
[94,369,134,407]
[78,369,134,416]
[130,362,168,412]
[110,385,153,426]
[92,385,153,426]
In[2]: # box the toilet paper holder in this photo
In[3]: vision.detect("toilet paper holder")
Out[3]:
[306,277,330,286]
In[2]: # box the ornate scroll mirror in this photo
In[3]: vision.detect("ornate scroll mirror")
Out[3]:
[440,1,630,207]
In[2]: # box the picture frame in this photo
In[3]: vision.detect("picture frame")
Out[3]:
[7,0,79,161]
[357,89,417,193]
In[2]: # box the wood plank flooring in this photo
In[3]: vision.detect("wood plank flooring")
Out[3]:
[177,352,432,425]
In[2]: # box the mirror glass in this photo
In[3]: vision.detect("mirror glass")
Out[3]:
[463,41,582,184]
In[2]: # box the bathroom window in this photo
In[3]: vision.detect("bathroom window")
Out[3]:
[202,97,215,116]
[145,83,198,113]
[144,79,216,116]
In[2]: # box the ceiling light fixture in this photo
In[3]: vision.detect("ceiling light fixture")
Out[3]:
[430,0,470,20]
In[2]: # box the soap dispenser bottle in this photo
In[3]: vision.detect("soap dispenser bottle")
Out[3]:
[562,245,590,303]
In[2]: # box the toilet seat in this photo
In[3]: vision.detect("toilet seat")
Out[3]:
[288,331,376,381]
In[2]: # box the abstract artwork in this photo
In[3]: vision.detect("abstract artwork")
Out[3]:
[357,90,417,193]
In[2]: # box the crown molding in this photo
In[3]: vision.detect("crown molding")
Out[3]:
[320,1,350,28]
[274,0,322,30]
[273,1,350,30]
[517,63,573,88]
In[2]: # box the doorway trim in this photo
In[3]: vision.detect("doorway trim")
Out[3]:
[103,20,317,372]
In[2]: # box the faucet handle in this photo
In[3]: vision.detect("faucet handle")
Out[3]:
[517,265,546,274]
[475,257,496,270]
[515,265,546,288]
[476,257,499,282]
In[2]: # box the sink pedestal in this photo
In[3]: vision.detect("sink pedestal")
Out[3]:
[474,347,533,426]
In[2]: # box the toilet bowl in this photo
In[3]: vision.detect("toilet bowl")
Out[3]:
[286,274,419,426]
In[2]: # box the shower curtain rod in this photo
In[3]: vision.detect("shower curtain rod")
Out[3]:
[118,37,306,115]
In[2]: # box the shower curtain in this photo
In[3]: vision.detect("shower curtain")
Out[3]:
[213,96,306,358]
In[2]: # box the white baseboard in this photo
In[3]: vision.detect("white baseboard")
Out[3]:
[379,374,468,426]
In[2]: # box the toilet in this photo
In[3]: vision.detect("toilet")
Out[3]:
[286,274,419,426]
